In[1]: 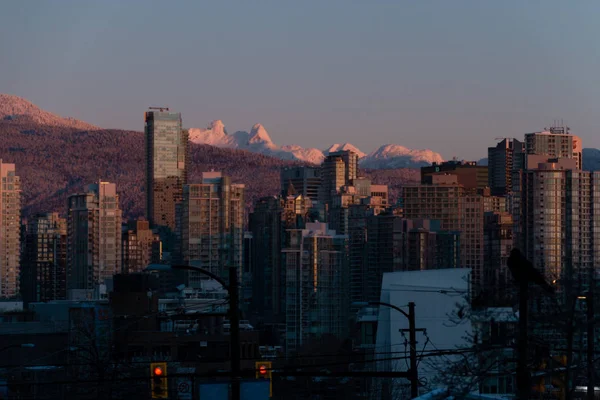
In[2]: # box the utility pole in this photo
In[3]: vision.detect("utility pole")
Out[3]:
[587,282,595,400]
[230,265,241,400]
[408,302,419,399]
[399,302,422,398]
[516,280,530,400]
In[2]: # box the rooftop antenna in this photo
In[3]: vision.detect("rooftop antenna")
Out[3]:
[148,106,170,112]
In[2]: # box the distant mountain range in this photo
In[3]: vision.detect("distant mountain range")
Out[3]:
[0,94,419,217]
[189,120,444,168]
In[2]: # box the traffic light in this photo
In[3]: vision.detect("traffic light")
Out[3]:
[150,362,168,399]
[255,361,272,397]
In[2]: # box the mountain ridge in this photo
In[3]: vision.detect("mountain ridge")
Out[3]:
[0,96,420,218]
[0,93,98,131]
[188,119,445,168]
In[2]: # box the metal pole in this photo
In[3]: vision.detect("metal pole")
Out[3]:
[230,266,241,400]
[516,281,529,400]
[408,302,418,399]
[588,287,595,400]
[566,298,575,400]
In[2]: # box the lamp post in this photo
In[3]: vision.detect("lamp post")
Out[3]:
[145,264,241,400]
[353,301,420,398]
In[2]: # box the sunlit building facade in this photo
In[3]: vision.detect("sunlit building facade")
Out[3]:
[0,160,20,298]
[145,110,189,231]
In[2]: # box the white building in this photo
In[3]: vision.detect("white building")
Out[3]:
[374,269,472,397]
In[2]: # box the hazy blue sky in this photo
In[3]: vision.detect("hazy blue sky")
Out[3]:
[2,1,599,159]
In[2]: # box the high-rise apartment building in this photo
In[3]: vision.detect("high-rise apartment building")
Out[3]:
[145,109,189,232]
[483,211,513,306]
[488,138,524,196]
[280,166,321,203]
[21,213,67,304]
[351,214,461,305]
[249,194,313,323]
[122,219,161,274]
[393,219,461,272]
[319,150,359,204]
[421,160,488,192]
[524,125,582,169]
[401,174,501,291]
[67,181,122,294]
[329,180,388,235]
[0,160,20,298]
[179,172,245,284]
[516,158,600,292]
[282,222,348,356]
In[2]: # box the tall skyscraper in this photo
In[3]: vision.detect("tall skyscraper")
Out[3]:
[122,219,161,274]
[483,211,513,306]
[487,138,524,196]
[516,158,600,292]
[145,109,189,232]
[524,125,582,169]
[249,194,313,323]
[21,213,67,304]
[67,181,122,295]
[282,222,348,356]
[179,172,245,284]
[319,150,359,205]
[0,160,20,298]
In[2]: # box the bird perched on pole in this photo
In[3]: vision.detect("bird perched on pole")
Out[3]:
[507,248,555,294]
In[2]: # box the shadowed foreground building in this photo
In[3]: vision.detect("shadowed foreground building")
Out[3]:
[21,213,67,304]
[122,219,161,274]
[0,160,20,298]
[249,193,312,324]
[67,181,122,298]
[282,222,349,356]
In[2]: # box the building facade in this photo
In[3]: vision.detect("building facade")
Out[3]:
[516,158,600,292]
[401,175,491,292]
[67,182,122,295]
[319,150,359,205]
[179,172,245,284]
[524,125,582,169]
[21,213,67,304]
[282,222,348,356]
[122,219,161,274]
[145,110,189,232]
[488,138,524,196]
[280,166,321,203]
[483,211,513,306]
[0,160,20,298]
[421,160,488,192]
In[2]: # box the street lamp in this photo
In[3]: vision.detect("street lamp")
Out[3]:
[353,301,419,399]
[145,263,241,400]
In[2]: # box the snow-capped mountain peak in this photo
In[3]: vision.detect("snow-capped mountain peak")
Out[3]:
[361,144,444,168]
[188,120,444,167]
[248,123,274,146]
[325,143,366,158]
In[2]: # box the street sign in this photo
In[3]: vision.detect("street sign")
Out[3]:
[176,378,192,400]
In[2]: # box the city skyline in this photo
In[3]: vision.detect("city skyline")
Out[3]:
[3,1,600,159]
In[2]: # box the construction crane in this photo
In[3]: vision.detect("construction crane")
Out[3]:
[148,106,170,112]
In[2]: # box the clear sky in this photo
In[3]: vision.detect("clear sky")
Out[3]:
[1,1,599,159]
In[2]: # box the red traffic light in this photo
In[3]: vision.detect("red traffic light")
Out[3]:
[258,365,268,375]
[153,367,164,376]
